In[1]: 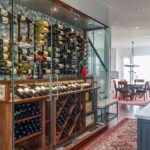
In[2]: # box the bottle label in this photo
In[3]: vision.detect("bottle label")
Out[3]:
[46,69,51,74]
[55,53,60,58]
[27,56,34,61]
[67,49,71,53]
[18,88,24,93]
[55,70,60,74]
[35,87,41,91]
[58,64,64,68]
[3,46,8,52]
[6,61,12,67]
[13,69,17,75]
[24,88,30,92]
[2,17,8,24]
[44,51,48,56]
[58,24,63,30]
[55,47,60,52]
[20,15,26,21]
[22,49,28,54]
[47,57,51,61]
[31,89,36,94]
[3,39,9,45]
[41,86,46,90]
[28,69,32,74]
[3,54,8,59]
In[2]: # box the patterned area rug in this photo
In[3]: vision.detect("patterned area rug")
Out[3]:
[84,118,137,150]
[117,99,150,106]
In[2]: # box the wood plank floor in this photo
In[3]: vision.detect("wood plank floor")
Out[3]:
[108,104,142,128]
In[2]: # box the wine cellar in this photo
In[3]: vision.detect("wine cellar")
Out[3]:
[0,0,109,150]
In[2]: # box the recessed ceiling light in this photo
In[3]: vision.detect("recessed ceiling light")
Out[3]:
[53,7,57,12]
[137,9,144,13]
[88,23,93,26]
[136,27,140,29]
[74,17,78,20]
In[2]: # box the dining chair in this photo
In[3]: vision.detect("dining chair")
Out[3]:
[134,82,148,100]
[123,84,135,100]
[145,81,150,98]
[113,80,119,98]
[118,81,128,100]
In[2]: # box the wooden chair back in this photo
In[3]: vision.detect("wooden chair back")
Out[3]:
[118,80,127,89]
[134,79,144,84]
[113,80,117,90]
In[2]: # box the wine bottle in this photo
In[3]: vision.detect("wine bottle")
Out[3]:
[53,53,60,58]
[58,64,64,69]
[44,68,51,74]
[15,86,29,99]
[54,69,60,74]
[54,47,61,52]
[53,58,60,63]
[20,15,27,21]
[1,60,12,67]
[35,20,49,27]
[0,53,9,59]
[3,46,9,53]
[0,39,9,45]
[56,24,64,30]
[15,118,41,139]
[0,9,9,17]
[2,16,9,24]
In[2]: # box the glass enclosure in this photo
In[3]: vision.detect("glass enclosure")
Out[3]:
[87,28,108,99]
[0,0,110,149]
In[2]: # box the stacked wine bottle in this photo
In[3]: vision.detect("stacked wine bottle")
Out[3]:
[17,15,35,78]
[56,96,83,140]
[15,82,91,99]
[15,118,41,139]
[52,24,87,77]
[15,102,41,120]
[15,84,50,99]
[0,8,88,79]
[14,102,41,140]
[34,20,51,78]
[0,9,11,77]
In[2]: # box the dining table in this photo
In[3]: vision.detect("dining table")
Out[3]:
[126,83,147,100]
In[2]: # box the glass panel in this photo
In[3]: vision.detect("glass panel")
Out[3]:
[0,0,110,149]
[0,0,16,149]
[13,0,53,149]
[87,26,110,123]
[87,28,107,99]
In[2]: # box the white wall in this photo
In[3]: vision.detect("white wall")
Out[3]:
[118,46,150,57]
[111,48,118,71]
[61,0,109,26]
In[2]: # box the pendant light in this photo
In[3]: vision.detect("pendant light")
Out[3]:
[124,42,140,83]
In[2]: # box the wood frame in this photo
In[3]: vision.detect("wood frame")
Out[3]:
[0,78,101,150]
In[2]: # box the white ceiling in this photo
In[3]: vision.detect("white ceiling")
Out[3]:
[96,0,150,49]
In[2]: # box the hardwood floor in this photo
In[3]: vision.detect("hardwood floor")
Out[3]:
[79,104,143,149]
[108,104,142,128]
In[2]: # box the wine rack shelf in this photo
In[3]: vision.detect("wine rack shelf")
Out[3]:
[15,114,42,124]
[0,78,100,150]
[15,131,42,144]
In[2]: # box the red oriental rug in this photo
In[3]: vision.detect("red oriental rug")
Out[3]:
[83,118,137,150]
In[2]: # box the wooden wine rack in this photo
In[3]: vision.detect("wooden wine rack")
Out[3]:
[54,93,84,145]
[0,78,104,150]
